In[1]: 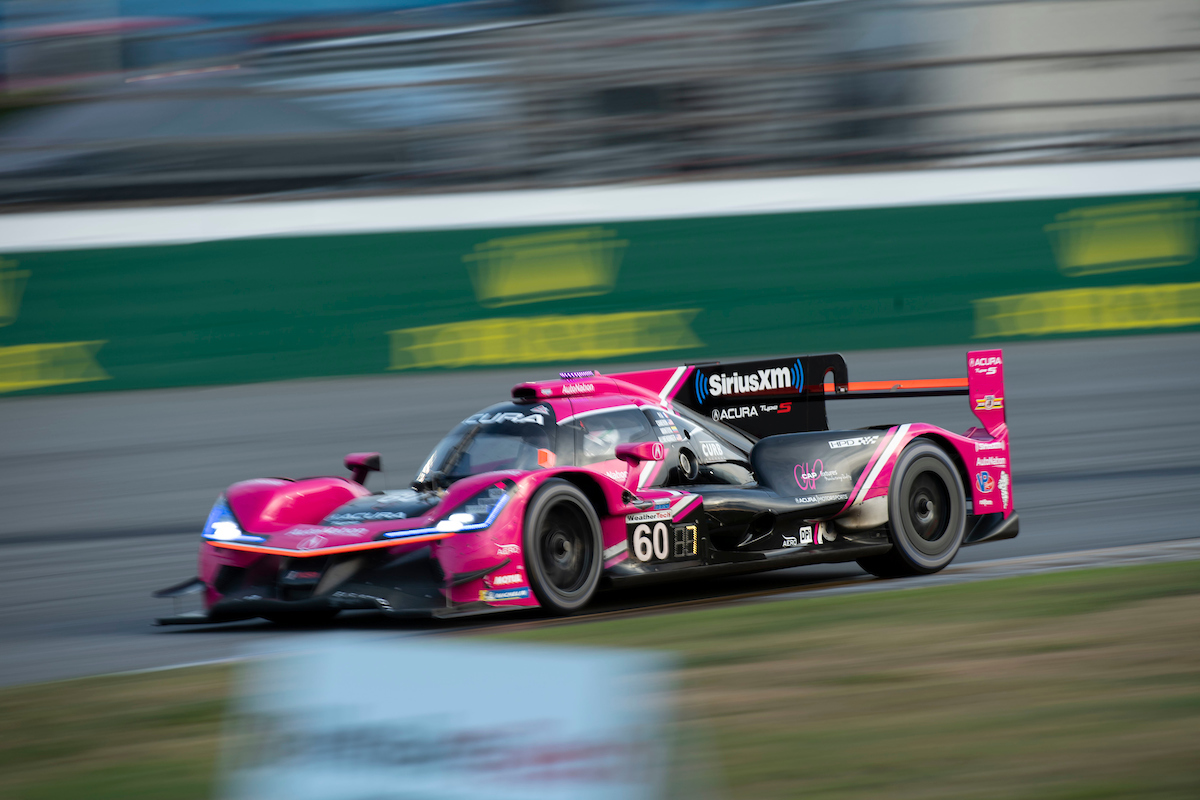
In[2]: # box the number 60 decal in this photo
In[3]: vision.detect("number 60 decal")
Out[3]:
[633,522,670,562]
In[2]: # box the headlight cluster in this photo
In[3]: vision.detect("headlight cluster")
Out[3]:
[381,482,512,540]
[201,497,266,544]
[435,484,511,533]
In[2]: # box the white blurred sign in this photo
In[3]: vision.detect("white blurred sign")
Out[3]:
[222,635,675,800]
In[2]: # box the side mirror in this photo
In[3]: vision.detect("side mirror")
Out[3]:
[615,441,666,466]
[345,452,382,485]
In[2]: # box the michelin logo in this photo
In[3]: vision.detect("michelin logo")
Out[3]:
[480,587,530,602]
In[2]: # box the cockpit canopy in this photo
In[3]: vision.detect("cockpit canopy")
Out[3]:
[413,403,558,488]
[412,398,757,490]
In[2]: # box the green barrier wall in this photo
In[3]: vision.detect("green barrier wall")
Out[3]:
[2,192,1198,395]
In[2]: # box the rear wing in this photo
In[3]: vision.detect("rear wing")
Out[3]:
[611,350,1005,439]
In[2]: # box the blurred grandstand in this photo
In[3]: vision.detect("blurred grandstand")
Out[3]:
[1,0,1198,205]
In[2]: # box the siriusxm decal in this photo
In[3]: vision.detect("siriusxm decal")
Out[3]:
[695,359,803,402]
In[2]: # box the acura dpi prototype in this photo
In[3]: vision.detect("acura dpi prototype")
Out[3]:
[156,350,1018,624]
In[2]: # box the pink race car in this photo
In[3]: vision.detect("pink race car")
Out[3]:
[155,351,1017,624]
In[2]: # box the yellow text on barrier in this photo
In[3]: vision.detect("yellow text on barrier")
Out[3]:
[0,341,111,393]
[1044,199,1198,277]
[388,310,702,370]
[0,259,30,326]
[463,228,627,308]
[973,283,1200,338]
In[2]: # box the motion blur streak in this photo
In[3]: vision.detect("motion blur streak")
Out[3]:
[1,334,1198,686]
[387,310,703,369]
[1,0,1199,204]
[974,282,1200,338]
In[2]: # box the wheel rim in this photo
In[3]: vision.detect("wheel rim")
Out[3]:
[536,502,592,594]
[908,471,950,543]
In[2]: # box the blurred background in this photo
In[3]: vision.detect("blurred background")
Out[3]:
[1,0,1199,205]
[1,0,1198,560]
[2,4,1200,797]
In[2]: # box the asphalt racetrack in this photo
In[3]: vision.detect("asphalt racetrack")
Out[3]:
[2,332,1198,686]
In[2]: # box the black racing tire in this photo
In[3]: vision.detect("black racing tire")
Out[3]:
[523,479,603,615]
[857,440,966,578]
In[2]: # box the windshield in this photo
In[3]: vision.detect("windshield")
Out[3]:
[414,403,556,487]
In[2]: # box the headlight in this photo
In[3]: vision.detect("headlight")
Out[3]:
[202,496,266,544]
[434,484,511,533]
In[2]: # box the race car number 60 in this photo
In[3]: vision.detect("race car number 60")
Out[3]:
[634,522,670,561]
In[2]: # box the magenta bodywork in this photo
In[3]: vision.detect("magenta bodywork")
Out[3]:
[190,350,1014,620]
[842,348,1012,518]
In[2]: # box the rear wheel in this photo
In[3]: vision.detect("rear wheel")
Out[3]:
[523,480,602,614]
[857,440,966,578]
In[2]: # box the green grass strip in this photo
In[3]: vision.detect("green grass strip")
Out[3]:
[2,560,1198,799]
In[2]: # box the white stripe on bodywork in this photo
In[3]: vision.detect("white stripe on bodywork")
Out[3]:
[603,540,628,559]
[670,494,700,515]
[853,424,911,506]
[557,404,639,425]
[658,366,688,401]
[636,460,660,490]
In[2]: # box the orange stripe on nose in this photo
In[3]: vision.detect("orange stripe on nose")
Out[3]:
[206,532,452,557]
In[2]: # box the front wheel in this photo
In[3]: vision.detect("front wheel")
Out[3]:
[857,440,966,578]
[523,479,603,615]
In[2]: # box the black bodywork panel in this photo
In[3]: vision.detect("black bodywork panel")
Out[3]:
[674,354,849,438]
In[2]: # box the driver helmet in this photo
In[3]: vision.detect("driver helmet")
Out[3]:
[581,424,621,459]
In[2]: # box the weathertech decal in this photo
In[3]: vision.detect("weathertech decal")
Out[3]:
[626,510,672,524]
